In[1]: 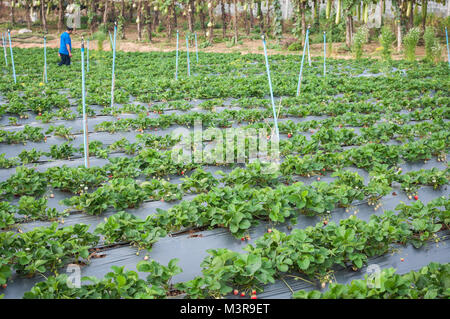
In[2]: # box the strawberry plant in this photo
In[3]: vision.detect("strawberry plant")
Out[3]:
[181,169,218,193]
[294,262,450,299]
[0,166,47,198]
[46,165,107,194]
[95,211,167,250]
[17,196,65,221]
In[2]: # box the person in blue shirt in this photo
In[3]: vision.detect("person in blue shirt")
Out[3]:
[58,26,73,66]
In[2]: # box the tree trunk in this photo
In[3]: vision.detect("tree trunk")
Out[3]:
[111,0,116,21]
[10,0,15,25]
[174,3,177,28]
[345,14,353,48]
[199,6,207,37]
[167,2,173,41]
[244,1,250,35]
[57,0,63,33]
[137,0,142,41]
[187,0,194,33]
[257,0,264,33]
[250,1,254,29]
[128,1,134,20]
[233,0,238,42]
[90,1,98,34]
[221,0,227,38]
[421,0,427,31]
[397,18,402,53]
[121,0,126,39]
[301,1,306,46]
[145,0,152,42]
[41,0,47,32]
[103,0,109,25]
[167,2,174,39]
[208,0,214,42]
[408,0,414,31]
[152,8,159,32]
[26,1,32,30]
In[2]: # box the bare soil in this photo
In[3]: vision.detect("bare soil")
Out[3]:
[3,25,441,61]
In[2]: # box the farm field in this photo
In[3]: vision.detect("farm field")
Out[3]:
[0,45,449,299]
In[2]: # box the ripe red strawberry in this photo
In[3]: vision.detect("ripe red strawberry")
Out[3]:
[241,237,245,241]
[414,195,419,200]
[287,133,292,138]
[181,171,185,175]
[323,220,328,225]
[252,290,256,295]
[322,168,326,172]
[240,292,245,297]
[251,295,257,299]
[38,112,42,116]
[233,289,239,295]
[1,284,6,289]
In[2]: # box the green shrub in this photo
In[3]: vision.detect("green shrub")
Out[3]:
[92,30,107,51]
[424,27,442,64]
[379,26,395,62]
[352,26,369,59]
[403,27,420,62]
[287,41,302,51]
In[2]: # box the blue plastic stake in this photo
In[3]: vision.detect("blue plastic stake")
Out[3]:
[296,28,309,96]
[446,27,449,67]
[111,23,117,107]
[323,31,326,77]
[175,31,179,80]
[44,36,47,83]
[7,30,16,84]
[262,35,279,140]
[195,32,199,63]
[87,39,90,72]
[186,35,191,76]
[2,33,7,66]
[81,37,89,168]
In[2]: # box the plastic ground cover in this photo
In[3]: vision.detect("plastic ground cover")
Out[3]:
[0,48,449,299]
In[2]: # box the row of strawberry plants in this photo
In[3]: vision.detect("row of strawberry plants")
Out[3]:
[0,223,99,285]
[0,142,448,218]
[12,198,449,298]
[91,168,448,244]
[174,197,449,298]
[2,116,446,168]
[1,159,448,228]
[91,105,448,133]
[293,262,449,299]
